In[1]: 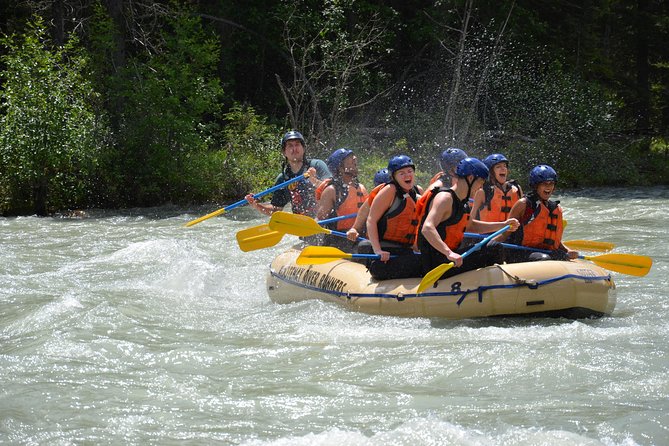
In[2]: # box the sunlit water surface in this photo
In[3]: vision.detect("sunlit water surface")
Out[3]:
[1,187,668,445]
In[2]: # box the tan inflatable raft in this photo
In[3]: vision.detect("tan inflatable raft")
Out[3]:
[266,247,616,319]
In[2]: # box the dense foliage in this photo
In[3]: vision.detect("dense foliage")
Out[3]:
[0,0,667,215]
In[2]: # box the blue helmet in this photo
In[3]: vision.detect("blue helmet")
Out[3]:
[387,155,415,175]
[483,153,509,170]
[326,148,354,173]
[440,147,468,171]
[456,157,489,180]
[281,130,305,149]
[529,165,558,187]
[373,168,391,186]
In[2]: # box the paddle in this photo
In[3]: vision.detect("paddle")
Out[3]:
[417,225,510,293]
[236,213,358,252]
[463,232,615,252]
[269,211,366,241]
[579,253,652,277]
[462,236,651,277]
[236,224,284,252]
[296,246,385,265]
[561,240,614,252]
[185,173,309,227]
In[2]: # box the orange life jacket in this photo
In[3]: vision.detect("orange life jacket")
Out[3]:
[316,179,367,230]
[365,183,385,205]
[520,198,564,250]
[374,183,419,246]
[429,171,445,185]
[476,180,521,222]
[415,187,470,250]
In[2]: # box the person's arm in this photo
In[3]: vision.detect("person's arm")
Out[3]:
[245,194,283,216]
[347,201,370,240]
[420,191,463,267]
[306,159,332,189]
[316,185,336,221]
[366,185,394,261]
[470,188,485,221]
[497,199,527,242]
[468,218,519,235]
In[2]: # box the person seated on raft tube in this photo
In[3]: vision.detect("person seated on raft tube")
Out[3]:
[416,157,520,279]
[346,167,391,242]
[358,155,424,280]
[499,164,578,262]
[315,148,368,251]
[471,153,523,223]
[245,130,332,218]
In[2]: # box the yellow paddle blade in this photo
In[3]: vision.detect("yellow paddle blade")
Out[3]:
[296,246,352,265]
[236,224,284,252]
[185,208,226,227]
[564,239,615,252]
[584,253,653,277]
[417,262,455,293]
[563,218,568,228]
[269,211,330,237]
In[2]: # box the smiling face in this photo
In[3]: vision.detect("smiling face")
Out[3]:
[535,181,556,201]
[282,139,305,162]
[392,166,415,191]
[492,162,508,184]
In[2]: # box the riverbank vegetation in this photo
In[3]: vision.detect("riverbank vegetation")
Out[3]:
[1,1,668,215]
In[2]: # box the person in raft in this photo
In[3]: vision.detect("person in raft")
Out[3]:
[315,148,368,251]
[428,147,469,189]
[416,157,519,279]
[345,167,391,242]
[357,155,424,280]
[245,130,332,217]
[500,164,578,262]
[471,153,523,222]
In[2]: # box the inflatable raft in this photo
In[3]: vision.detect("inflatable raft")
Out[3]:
[266,247,616,319]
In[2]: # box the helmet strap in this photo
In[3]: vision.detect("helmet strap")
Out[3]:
[465,175,476,200]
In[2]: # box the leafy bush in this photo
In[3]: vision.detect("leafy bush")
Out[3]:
[0,17,106,215]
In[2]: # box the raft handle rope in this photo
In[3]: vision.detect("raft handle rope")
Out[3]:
[269,267,612,306]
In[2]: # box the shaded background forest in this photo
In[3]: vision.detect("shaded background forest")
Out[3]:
[0,0,668,216]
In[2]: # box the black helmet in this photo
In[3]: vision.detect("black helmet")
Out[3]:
[281,130,305,149]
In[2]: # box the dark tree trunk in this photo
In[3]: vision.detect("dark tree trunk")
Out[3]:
[103,0,127,132]
[634,0,651,134]
[50,0,65,46]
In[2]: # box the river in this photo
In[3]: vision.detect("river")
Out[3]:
[1,187,667,445]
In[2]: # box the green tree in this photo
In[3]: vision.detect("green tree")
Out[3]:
[88,4,226,206]
[0,17,105,215]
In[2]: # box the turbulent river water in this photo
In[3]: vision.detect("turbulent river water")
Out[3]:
[1,186,668,445]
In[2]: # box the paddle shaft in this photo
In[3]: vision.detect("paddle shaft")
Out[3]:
[228,173,309,212]
[463,233,651,276]
[186,173,309,227]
